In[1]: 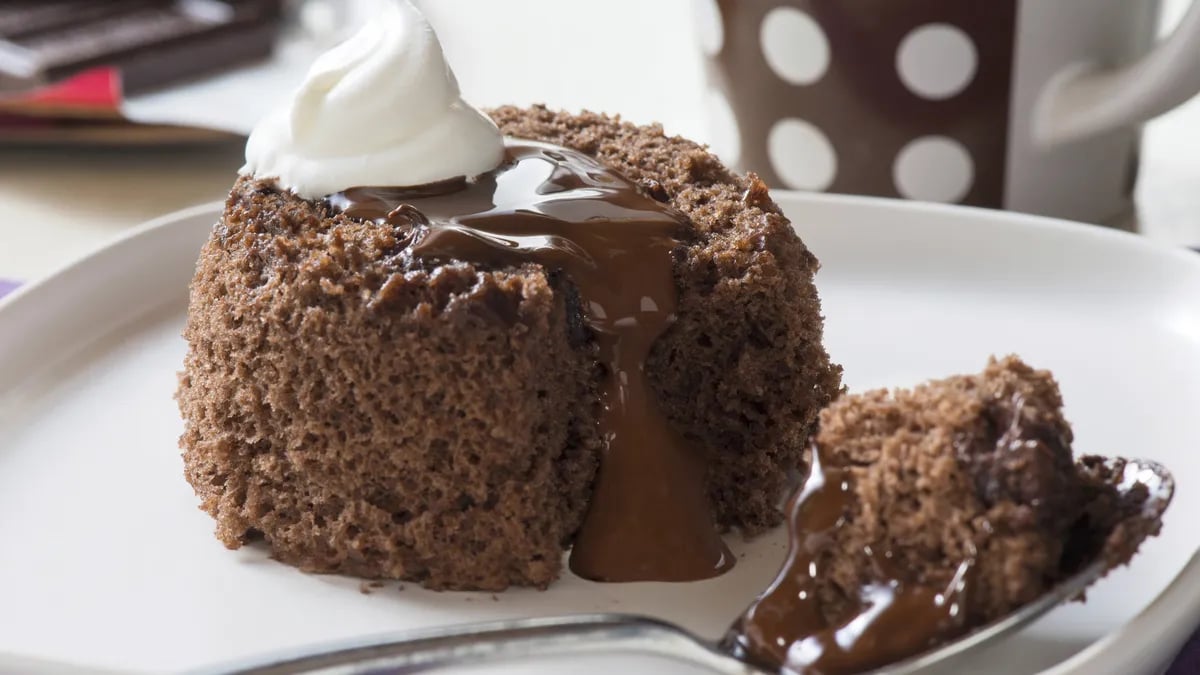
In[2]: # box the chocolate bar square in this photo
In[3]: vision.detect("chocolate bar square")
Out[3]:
[0,0,284,94]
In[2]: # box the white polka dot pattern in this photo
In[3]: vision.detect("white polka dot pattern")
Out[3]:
[694,0,724,57]
[760,7,830,86]
[698,3,1010,205]
[704,89,742,165]
[893,136,975,203]
[768,118,837,191]
[896,24,978,100]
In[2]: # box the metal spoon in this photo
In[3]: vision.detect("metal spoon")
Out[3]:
[202,457,1173,675]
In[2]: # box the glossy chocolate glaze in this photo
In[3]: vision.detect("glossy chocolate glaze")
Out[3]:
[327,139,733,582]
[725,446,971,674]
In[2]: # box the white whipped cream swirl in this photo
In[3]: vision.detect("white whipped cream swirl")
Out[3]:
[242,0,504,198]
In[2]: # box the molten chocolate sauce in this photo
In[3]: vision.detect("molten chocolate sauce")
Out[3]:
[327,139,733,582]
[725,446,971,674]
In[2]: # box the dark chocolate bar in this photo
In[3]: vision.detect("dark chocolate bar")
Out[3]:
[0,0,284,94]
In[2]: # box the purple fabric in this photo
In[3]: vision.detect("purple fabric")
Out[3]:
[0,278,17,300]
[1168,627,1200,674]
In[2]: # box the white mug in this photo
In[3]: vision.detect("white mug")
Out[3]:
[696,0,1200,223]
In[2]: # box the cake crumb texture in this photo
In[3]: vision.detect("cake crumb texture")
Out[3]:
[813,356,1155,625]
[177,106,842,590]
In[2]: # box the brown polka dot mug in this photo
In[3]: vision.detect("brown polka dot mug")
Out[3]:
[694,0,1200,224]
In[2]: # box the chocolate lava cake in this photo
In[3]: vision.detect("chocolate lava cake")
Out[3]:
[177,106,844,590]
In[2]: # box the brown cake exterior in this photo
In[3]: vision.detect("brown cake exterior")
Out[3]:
[176,106,843,590]
[813,356,1083,624]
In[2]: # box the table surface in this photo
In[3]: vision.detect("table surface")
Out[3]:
[2,0,1199,280]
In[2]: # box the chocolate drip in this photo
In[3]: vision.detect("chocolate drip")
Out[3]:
[726,446,970,674]
[327,139,733,582]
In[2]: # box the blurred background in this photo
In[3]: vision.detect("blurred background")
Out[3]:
[0,0,1198,283]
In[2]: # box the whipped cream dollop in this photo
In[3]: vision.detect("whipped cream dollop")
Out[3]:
[242,0,504,198]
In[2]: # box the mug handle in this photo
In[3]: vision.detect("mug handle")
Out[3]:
[1033,1,1200,146]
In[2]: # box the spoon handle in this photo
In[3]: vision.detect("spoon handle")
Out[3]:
[200,613,765,675]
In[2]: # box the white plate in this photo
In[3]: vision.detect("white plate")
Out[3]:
[1,194,1198,675]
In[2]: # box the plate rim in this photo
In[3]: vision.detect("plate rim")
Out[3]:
[2,192,1198,674]
[0,201,222,313]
